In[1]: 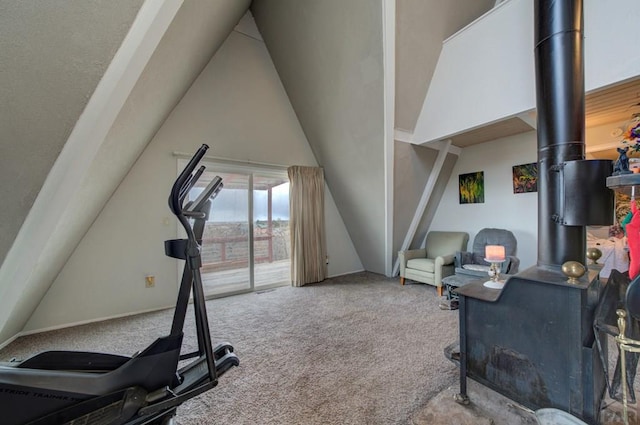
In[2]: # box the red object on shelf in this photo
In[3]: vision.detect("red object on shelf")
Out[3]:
[627,201,640,279]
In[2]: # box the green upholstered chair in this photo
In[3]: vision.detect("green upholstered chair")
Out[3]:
[398,231,469,296]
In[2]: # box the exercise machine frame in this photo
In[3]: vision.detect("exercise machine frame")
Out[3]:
[0,144,238,425]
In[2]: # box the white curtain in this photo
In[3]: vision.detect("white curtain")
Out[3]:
[288,166,326,286]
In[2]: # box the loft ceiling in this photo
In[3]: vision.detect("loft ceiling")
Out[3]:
[444,77,640,153]
[449,117,535,148]
[586,78,640,127]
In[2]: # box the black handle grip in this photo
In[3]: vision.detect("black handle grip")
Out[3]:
[179,165,205,206]
[169,144,209,216]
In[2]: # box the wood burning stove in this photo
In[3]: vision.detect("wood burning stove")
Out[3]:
[457,268,606,423]
[454,1,615,423]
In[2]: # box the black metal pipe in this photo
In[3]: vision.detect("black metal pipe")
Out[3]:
[535,0,585,268]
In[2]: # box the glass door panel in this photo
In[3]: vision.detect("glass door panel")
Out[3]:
[197,171,251,297]
[253,175,291,288]
[182,161,291,298]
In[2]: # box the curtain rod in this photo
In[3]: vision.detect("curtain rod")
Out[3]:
[173,151,289,170]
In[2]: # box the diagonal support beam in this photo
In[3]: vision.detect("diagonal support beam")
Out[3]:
[393,139,452,276]
[0,0,183,346]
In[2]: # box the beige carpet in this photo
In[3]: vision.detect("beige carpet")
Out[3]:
[0,272,461,424]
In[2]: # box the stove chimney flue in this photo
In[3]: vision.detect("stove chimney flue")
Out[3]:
[535,0,585,268]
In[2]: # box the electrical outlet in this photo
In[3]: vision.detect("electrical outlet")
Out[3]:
[145,275,155,288]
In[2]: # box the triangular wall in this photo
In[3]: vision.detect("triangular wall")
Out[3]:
[24,17,362,332]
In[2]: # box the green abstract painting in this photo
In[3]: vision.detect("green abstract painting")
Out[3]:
[459,171,484,204]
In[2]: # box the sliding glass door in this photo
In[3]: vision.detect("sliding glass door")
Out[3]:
[253,174,290,288]
[182,160,290,298]
[199,170,251,296]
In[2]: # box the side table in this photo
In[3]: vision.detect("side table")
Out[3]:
[442,274,482,301]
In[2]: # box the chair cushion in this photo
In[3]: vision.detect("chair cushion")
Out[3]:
[425,231,469,258]
[472,228,517,258]
[406,258,435,273]
[472,253,490,266]
[462,264,491,272]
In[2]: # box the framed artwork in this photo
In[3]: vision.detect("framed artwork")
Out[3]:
[512,162,538,194]
[459,171,484,204]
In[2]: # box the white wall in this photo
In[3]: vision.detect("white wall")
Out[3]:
[24,26,362,332]
[430,131,538,270]
[414,0,640,144]
[413,0,534,144]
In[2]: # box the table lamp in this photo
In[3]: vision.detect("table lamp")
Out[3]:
[483,245,506,289]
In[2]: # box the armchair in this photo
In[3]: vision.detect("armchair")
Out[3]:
[454,228,519,278]
[399,231,469,296]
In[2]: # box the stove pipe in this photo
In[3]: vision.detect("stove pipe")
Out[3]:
[535,0,585,268]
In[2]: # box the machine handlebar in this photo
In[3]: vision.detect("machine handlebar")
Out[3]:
[169,144,209,216]
[179,166,205,206]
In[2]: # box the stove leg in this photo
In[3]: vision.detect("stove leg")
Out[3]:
[457,295,469,405]
[454,392,470,405]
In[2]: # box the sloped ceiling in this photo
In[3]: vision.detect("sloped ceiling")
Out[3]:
[0,0,145,265]
[395,0,495,132]
[441,77,640,154]
[251,0,388,274]
[0,0,250,344]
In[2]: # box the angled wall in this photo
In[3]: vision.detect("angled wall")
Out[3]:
[413,153,458,249]
[0,0,144,265]
[0,0,252,345]
[395,0,494,132]
[251,0,388,275]
[392,142,458,266]
[393,142,438,255]
[0,0,174,348]
[24,20,362,332]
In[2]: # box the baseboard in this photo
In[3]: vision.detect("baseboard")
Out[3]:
[12,305,174,340]
[0,334,20,352]
[327,269,365,279]
[3,272,369,350]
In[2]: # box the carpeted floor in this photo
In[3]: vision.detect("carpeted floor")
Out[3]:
[0,272,460,424]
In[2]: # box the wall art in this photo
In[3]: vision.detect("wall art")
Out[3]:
[512,162,538,194]
[459,171,484,204]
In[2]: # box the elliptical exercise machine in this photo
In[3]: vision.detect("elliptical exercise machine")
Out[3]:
[0,144,238,424]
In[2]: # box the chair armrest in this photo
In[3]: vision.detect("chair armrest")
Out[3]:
[401,248,426,262]
[438,254,455,266]
[398,248,426,276]
[454,251,474,268]
[434,254,455,288]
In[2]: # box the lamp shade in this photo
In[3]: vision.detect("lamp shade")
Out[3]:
[485,245,506,261]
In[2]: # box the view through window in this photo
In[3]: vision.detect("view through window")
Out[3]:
[182,161,291,298]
